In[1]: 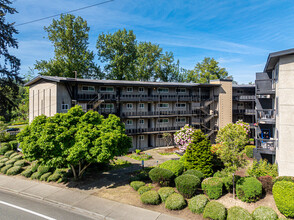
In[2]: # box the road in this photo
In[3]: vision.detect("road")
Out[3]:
[0,190,96,220]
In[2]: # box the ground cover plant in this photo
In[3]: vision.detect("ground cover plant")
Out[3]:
[127,153,152,161]
[188,194,209,214]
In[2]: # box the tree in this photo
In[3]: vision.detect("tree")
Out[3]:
[183,129,214,177]
[17,106,131,179]
[0,0,22,121]
[35,14,101,79]
[174,125,195,153]
[154,51,179,82]
[185,57,230,83]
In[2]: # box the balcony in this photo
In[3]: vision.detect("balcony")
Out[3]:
[126,126,182,135]
[256,138,276,153]
[245,109,255,115]
[119,94,213,102]
[256,109,275,124]
[234,95,255,101]
[233,109,255,115]
[256,79,275,95]
[77,93,116,101]
[121,110,198,118]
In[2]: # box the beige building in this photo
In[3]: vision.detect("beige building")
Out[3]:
[25,76,233,150]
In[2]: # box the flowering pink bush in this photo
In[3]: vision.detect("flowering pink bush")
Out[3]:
[236,120,250,135]
[174,124,195,152]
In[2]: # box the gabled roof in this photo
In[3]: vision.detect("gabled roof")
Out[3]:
[264,48,294,72]
[25,75,222,88]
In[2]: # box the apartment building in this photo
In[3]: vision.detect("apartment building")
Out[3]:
[255,48,294,176]
[25,76,232,150]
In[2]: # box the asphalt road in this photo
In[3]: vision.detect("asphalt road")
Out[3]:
[0,190,96,220]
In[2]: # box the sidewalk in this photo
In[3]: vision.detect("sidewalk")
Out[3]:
[0,174,183,220]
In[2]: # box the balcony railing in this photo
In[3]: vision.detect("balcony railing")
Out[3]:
[77,93,116,101]
[245,109,255,115]
[256,109,275,123]
[256,138,276,152]
[121,110,198,118]
[119,94,212,102]
[126,126,182,135]
[256,79,275,95]
[234,95,255,101]
[233,109,255,115]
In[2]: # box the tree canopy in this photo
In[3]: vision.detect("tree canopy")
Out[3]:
[35,14,102,79]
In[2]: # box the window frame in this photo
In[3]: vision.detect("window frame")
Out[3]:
[138,87,144,93]
[139,135,144,141]
[126,119,133,125]
[157,88,169,93]
[100,103,114,109]
[126,103,133,109]
[176,88,186,93]
[158,103,169,108]
[139,103,144,109]
[82,86,95,91]
[61,104,69,110]
[175,103,186,108]
[100,86,114,92]
[176,117,186,123]
[127,87,133,92]
[158,118,169,123]
[139,119,144,124]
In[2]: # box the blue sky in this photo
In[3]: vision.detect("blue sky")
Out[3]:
[7,0,294,83]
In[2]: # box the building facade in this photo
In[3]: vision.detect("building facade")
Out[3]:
[25,76,232,151]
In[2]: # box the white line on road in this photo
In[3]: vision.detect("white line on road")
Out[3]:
[0,201,56,220]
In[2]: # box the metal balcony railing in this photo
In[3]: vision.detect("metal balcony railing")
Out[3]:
[125,126,182,135]
[256,79,275,94]
[245,109,256,115]
[119,94,211,102]
[121,110,198,118]
[78,93,116,101]
[256,109,275,122]
[233,95,255,101]
[256,138,276,151]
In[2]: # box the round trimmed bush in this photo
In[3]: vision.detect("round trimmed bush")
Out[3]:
[273,181,294,218]
[31,171,42,180]
[4,150,14,157]
[175,174,200,198]
[165,193,186,210]
[183,169,204,180]
[236,177,262,202]
[273,176,294,184]
[252,206,278,220]
[0,143,12,155]
[203,201,227,220]
[1,164,13,174]
[188,194,209,214]
[140,190,161,205]
[138,185,153,195]
[245,145,255,158]
[21,167,33,178]
[47,173,61,182]
[40,172,52,181]
[0,157,9,163]
[159,160,184,176]
[6,166,22,176]
[227,206,252,220]
[130,181,145,191]
[5,158,17,165]
[9,152,18,159]
[14,159,27,167]
[149,167,174,186]
[201,177,223,199]
[158,187,175,202]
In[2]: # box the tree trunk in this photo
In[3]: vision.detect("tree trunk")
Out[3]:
[78,162,91,179]
[233,172,235,199]
[70,164,77,180]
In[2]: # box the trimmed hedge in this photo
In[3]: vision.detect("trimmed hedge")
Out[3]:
[245,145,255,158]
[158,187,175,203]
[9,152,18,159]
[1,164,13,174]
[236,177,262,202]
[140,190,161,205]
[5,158,17,165]
[14,159,27,167]
[21,167,33,178]
[183,169,204,180]
[188,194,209,214]
[165,193,186,210]
[203,201,227,220]
[0,143,12,155]
[6,166,22,175]
[252,206,278,220]
[138,185,153,195]
[130,181,145,191]
[227,206,252,220]
[0,157,9,163]
[4,150,14,157]
[0,162,5,168]
[47,173,61,182]
[31,171,43,180]
[159,160,184,176]
[201,177,223,199]
[149,167,174,186]
[40,172,52,181]
[175,174,200,198]
[273,176,294,184]
[12,155,22,160]
[273,181,294,218]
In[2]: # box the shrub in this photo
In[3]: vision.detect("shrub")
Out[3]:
[12,155,22,160]
[130,169,151,182]
[0,143,12,155]
[227,206,252,220]
[252,206,278,220]
[14,159,27,167]
[9,140,18,150]
[5,158,17,165]
[37,166,50,175]
[245,145,255,158]
[138,185,153,195]
[258,175,273,194]
[130,181,145,191]
[183,169,204,180]
[159,160,184,177]
[0,157,9,163]
[0,162,5,168]
[158,187,175,203]
[188,194,209,214]
[201,177,223,199]
[6,166,22,175]
[47,173,61,182]
[31,161,39,172]
[4,150,14,157]
[273,181,294,218]
[183,130,214,177]
[31,171,43,180]
[9,152,18,159]
[40,172,52,181]
[140,191,161,205]
[203,201,227,220]
[21,167,33,178]
[247,159,278,178]
[222,174,241,193]
[273,176,294,184]
[149,167,174,186]
[236,177,262,202]
[175,174,200,198]
[165,193,186,210]
[1,164,13,174]
[135,149,141,154]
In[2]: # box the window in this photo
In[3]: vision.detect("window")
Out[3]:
[82,86,95,91]
[100,103,114,109]
[126,120,133,125]
[61,104,69,110]
[158,103,169,108]
[138,87,144,92]
[176,88,186,93]
[139,103,144,109]
[176,118,186,123]
[157,88,169,93]
[237,103,244,107]
[276,97,279,115]
[157,134,163,139]
[158,118,169,123]
[126,103,133,109]
[274,63,279,81]
[139,119,144,124]
[139,135,144,140]
[100,87,114,92]
[237,90,243,94]
[127,87,133,92]
[175,103,186,108]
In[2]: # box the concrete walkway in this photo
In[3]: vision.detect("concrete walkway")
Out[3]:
[0,174,183,220]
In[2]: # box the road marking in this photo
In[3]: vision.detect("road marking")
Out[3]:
[0,201,56,220]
